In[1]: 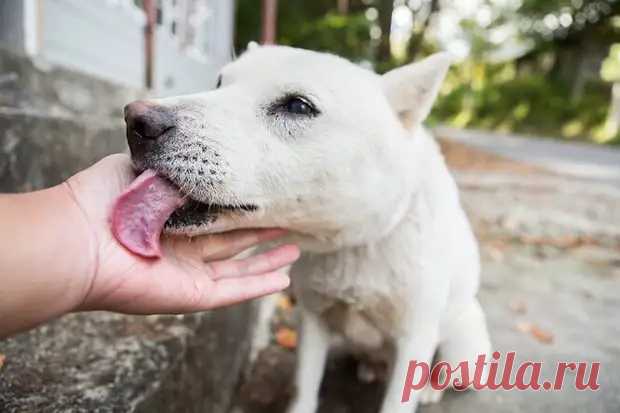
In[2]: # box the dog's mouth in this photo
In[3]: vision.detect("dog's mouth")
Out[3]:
[165,199,258,230]
[110,169,257,259]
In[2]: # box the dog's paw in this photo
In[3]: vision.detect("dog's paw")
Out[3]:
[357,361,378,383]
[286,400,318,413]
[418,384,444,405]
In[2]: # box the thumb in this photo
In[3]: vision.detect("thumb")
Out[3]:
[79,153,136,196]
[66,154,136,222]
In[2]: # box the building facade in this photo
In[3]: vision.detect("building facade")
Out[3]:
[0,0,235,96]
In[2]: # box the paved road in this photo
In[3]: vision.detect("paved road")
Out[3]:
[435,127,620,187]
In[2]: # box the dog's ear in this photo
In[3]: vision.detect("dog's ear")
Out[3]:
[247,41,260,51]
[382,52,452,130]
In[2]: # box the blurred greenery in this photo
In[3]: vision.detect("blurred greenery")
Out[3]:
[428,60,610,138]
[235,0,620,145]
[236,0,374,61]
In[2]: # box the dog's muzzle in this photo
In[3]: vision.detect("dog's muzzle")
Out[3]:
[124,100,176,160]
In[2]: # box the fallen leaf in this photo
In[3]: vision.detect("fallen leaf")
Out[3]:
[518,235,595,250]
[277,294,294,312]
[509,300,527,314]
[489,239,510,252]
[487,246,505,262]
[530,325,554,344]
[0,353,5,370]
[515,321,532,334]
[515,321,554,344]
[275,327,298,349]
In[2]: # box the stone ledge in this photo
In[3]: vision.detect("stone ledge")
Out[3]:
[0,48,145,118]
[0,305,258,413]
[0,108,127,192]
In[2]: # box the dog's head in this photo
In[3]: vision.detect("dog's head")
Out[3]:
[124,46,451,250]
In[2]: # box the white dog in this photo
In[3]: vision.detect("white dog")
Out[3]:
[119,45,491,413]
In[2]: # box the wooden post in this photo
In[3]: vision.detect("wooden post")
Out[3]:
[261,0,278,45]
[338,0,350,15]
[143,0,156,89]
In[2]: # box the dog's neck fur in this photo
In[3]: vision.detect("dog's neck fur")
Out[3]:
[295,125,448,254]
[291,126,460,337]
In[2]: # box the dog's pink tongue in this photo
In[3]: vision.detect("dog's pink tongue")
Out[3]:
[111,170,185,258]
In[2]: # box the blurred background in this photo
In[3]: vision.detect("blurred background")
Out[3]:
[0,2,619,413]
[2,0,620,144]
[237,0,620,146]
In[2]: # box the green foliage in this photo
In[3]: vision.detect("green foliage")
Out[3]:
[233,0,620,144]
[235,0,372,61]
[601,43,620,82]
[430,61,612,142]
[518,0,585,16]
[234,0,262,51]
[438,0,620,143]
[278,12,373,61]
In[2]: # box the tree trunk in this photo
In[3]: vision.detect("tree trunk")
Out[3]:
[143,0,156,89]
[338,0,349,15]
[407,0,438,61]
[377,0,394,63]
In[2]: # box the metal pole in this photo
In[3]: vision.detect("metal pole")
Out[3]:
[261,0,278,45]
[143,0,156,89]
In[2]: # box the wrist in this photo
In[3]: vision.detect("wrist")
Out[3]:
[55,180,101,312]
[0,184,96,337]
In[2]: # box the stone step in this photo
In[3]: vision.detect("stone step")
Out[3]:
[0,48,146,119]
[0,107,126,192]
[0,308,258,413]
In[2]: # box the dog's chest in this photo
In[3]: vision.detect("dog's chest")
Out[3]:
[291,245,414,341]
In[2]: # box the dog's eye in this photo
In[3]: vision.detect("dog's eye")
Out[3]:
[268,94,320,119]
[282,96,318,116]
[285,97,312,115]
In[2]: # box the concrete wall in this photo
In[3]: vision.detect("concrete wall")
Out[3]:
[155,28,221,96]
[0,107,127,193]
[205,0,236,66]
[0,2,26,55]
[40,0,146,88]
[0,0,235,93]
[154,0,236,96]
[0,48,145,119]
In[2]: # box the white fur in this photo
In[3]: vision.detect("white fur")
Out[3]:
[144,46,491,413]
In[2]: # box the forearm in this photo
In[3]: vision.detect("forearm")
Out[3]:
[0,184,93,338]
[0,153,298,336]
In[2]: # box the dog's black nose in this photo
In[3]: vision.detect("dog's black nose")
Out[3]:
[124,100,175,155]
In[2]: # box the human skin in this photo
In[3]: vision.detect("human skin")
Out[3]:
[0,154,299,338]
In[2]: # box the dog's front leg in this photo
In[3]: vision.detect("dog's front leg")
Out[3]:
[380,314,441,413]
[287,309,330,413]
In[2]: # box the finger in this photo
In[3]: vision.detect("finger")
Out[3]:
[103,257,291,314]
[208,244,300,280]
[201,228,288,261]
[167,228,288,261]
[205,271,291,308]
[94,153,136,189]
[66,153,136,218]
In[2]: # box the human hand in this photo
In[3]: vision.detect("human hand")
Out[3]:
[64,154,299,314]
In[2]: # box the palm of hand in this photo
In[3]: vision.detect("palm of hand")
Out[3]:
[67,154,298,314]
